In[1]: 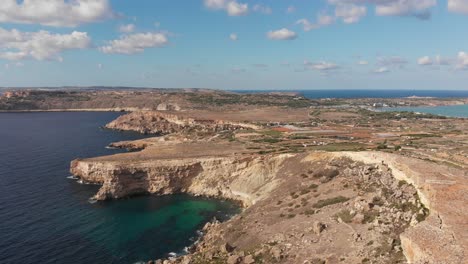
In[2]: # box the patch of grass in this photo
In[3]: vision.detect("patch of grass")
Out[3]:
[259,130,282,137]
[312,196,350,208]
[310,258,326,264]
[312,142,367,152]
[362,210,379,224]
[398,180,408,187]
[334,209,354,223]
[304,209,316,216]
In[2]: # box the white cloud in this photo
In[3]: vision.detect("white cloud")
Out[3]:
[455,52,468,70]
[358,60,369,65]
[227,1,248,16]
[448,0,468,14]
[328,0,436,19]
[267,28,297,40]
[377,56,408,68]
[375,0,435,19]
[297,14,335,31]
[119,24,135,33]
[298,3,365,31]
[287,6,296,14]
[418,56,432,65]
[253,4,272,14]
[204,0,227,9]
[0,27,91,61]
[435,55,453,65]
[304,60,340,71]
[373,67,390,73]
[0,0,113,27]
[99,32,169,54]
[204,0,248,16]
[335,4,367,23]
[229,33,238,41]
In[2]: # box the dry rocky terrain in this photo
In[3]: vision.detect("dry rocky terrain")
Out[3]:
[2,89,466,263]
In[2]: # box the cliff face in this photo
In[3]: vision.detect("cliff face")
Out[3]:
[71,154,290,206]
[70,150,467,264]
[105,111,259,135]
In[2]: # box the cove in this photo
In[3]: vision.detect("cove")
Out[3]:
[0,112,239,264]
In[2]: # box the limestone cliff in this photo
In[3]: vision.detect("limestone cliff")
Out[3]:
[105,111,260,135]
[70,150,467,264]
[71,154,290,207]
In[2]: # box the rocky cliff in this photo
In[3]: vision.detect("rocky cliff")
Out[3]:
[71,154,290,207]
[105,111,260,135]
[70,148,467,264]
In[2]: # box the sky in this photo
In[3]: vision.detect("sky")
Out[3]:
[0,0,468,90]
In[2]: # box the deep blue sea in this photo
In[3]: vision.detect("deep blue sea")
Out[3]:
[233,89,468,99]
[0,112,238,264]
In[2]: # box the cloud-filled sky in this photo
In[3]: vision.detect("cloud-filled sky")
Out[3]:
[1,0,468,90]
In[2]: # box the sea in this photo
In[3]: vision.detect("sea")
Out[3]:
[234,89,468,117]
[0,112,239,264]
[233,89,468,99]
[380,104,468,118]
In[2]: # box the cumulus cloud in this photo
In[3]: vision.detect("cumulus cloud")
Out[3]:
[417,55,453,66]
[373,67,390,73]
[304,60,340,71]
[297,3,365,31]
[204,0,248,16]
[455,52,468,70]
[119,24,135,33]
[335,4,367,23]
[448,0,468,14]
[418,56,433,65]
[328,0,436,20]
[253,4,272,14]
[267,28,297,40]
[0,0,113,27]
[0,27,91,61]
[358,60,369,65]
[297,14,335,31]
[377,56,408,68]
[99,32,168,54]
[229,33,238,41]
[286,6,296,14]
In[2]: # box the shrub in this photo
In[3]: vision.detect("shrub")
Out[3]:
[312,196,349,208]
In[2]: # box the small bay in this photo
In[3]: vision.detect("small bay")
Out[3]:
[0,112,238,264]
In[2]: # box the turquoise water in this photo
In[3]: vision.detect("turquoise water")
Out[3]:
[381,104,468,118]
[0,112,239,264]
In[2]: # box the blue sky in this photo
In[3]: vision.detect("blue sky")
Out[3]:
[0,0,468,90]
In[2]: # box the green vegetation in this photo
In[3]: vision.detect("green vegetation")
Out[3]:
[334,209,354,223]
[311,142,367,152]
[362,210,379,223]
[312,196,349,208]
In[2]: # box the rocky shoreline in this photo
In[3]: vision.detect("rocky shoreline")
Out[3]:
[68,109,467,264]
[70,147,467,263]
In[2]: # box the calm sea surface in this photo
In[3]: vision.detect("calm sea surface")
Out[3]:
[0,112,238,264]
[233,89,468,99]
[381,104,468,118]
